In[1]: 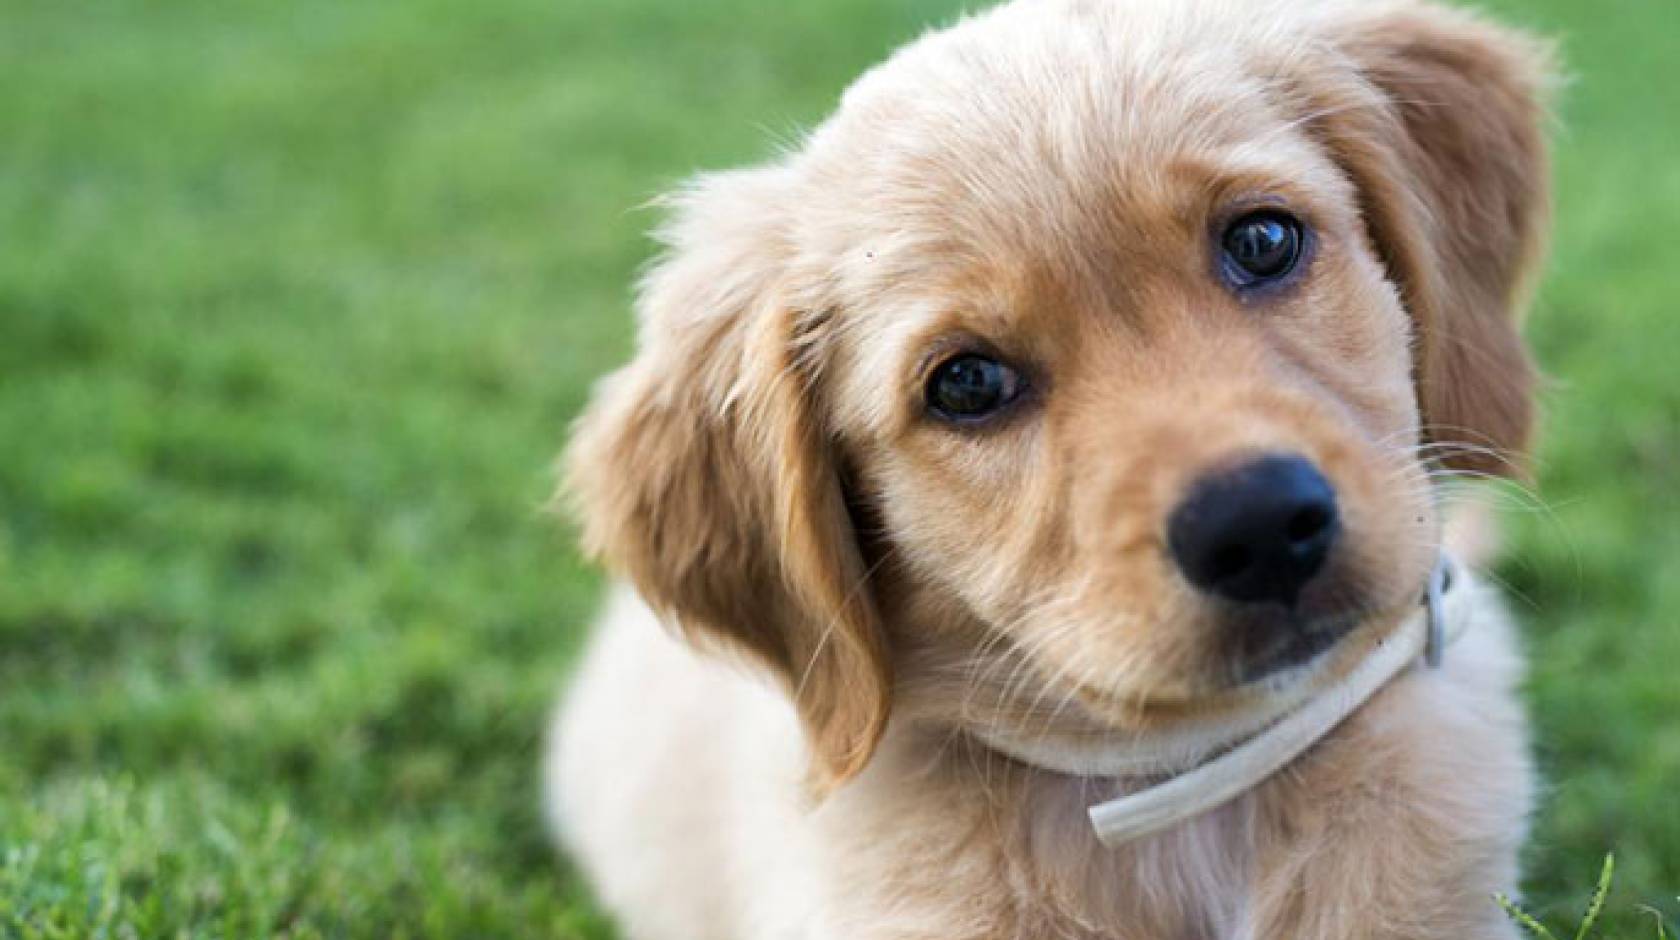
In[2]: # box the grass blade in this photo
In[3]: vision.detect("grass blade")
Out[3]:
[1573,854,1614,940]
[1637,906,1669,940]
[1498,893,1563,940]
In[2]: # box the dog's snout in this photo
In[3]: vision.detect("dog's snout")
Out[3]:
[1167,455,1340,607]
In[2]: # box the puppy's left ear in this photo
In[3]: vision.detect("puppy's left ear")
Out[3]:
[1306,2,1554,476]
[563,167,891,788]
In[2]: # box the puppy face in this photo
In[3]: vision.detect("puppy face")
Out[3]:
[567,0,1549,781]
[813,69,1437,716]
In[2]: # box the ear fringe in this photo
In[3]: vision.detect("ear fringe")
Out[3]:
[1294,1,1554,479]
[562,167,893,787]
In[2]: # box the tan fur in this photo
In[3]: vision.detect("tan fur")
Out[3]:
[564,168,892,782]
[551,0,1552,936]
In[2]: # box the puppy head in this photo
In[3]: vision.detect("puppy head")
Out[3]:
[565,0,1550,782]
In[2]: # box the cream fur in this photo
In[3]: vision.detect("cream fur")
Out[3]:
[548,0,1552,936]
[550,573,1531,939]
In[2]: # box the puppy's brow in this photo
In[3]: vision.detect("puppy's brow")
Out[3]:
[912,334,975,380]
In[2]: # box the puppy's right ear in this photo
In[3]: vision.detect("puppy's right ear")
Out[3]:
[563,167,891,786]
[1301,2,1554,478]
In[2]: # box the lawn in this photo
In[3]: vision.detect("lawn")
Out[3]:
[0,0,1674,936]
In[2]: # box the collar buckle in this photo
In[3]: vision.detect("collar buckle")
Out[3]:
[1424,556,1451,669]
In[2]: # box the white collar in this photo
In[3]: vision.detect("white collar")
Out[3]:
[977,557,1470,848]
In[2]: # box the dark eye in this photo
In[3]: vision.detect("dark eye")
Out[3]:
[1220,211,1305,286]
[926,354,1023,421]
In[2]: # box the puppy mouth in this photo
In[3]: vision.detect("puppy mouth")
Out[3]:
[1065,607,1367,723]
[1222,569,1383,686]
[1234,611,1359,685]
[1055,575,1414,723]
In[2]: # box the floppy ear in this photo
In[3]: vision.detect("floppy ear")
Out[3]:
[1304,2,1553,476]
[564,167,891,786]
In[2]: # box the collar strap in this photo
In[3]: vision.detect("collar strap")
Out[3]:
[1085,555,1468,846]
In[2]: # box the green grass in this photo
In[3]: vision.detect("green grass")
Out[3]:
[0,0,1674,935]
[1501,855,1679,940]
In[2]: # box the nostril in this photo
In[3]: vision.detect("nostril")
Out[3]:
[1205,543,1252,583]
[1286,503,1333,544]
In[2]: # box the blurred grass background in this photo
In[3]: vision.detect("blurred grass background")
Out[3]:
[0,0,1674,935]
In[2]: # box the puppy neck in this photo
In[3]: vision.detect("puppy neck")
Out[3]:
[908,557,1469,846]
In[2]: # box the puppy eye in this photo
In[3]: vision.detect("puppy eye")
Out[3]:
[1220,211,1305,287]
[926,354,1024,422]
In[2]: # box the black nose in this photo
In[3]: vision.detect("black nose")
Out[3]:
[1167,455,1340,607]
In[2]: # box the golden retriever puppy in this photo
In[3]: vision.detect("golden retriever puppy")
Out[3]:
[549,0,1553,936]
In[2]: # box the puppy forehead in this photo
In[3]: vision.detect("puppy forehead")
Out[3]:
[796,0,1352,285]
[801,0,1369,439]
[809,0,1327,178]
